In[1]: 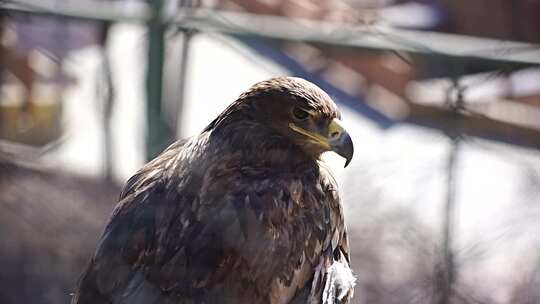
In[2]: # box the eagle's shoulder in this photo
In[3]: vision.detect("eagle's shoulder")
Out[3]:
[119,134,209,200]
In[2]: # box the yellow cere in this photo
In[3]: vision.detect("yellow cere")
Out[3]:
[288,123,331,149]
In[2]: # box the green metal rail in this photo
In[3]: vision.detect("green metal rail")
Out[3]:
[4,2,539,66]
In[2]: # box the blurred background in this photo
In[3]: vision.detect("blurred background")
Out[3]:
[1,0,540,303]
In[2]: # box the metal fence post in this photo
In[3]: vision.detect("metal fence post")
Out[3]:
[437,78,464,304]
[174,29,193,139]
[146,0,172,160]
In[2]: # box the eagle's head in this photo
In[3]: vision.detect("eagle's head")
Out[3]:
[208,77,354,167]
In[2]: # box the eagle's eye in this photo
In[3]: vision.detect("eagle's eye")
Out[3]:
[292,107,310,121]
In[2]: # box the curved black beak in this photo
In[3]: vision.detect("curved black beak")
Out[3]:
[289,118,354,167]
[330,130,354,167]
[328,119,354,168]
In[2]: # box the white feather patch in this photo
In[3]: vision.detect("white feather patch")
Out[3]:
[321,259,356,304]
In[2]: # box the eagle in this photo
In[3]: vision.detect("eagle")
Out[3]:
[73,77,355,304]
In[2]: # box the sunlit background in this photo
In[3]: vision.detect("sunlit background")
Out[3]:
[1,0,540,303]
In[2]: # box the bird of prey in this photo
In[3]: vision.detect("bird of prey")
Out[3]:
[73,77,355,304]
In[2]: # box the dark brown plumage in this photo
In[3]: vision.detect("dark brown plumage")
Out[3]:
[72,77,355,304]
